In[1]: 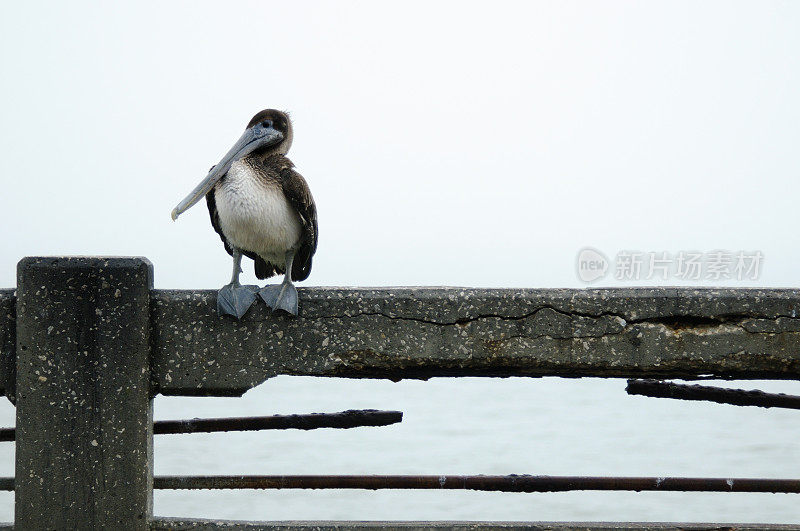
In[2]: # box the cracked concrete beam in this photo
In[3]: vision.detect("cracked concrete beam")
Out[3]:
[151,287,800,396]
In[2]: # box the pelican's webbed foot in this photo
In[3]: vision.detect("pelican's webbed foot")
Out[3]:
[259,281,299,316]
[217,283,259,319]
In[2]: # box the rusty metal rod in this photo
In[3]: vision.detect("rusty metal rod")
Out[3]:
[626,379,800,410]
[150,475,800,493]
[153,409,403,435]
[0,409,402,442]
[0,475,793,493]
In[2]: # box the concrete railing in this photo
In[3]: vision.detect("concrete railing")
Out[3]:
[0,257,798,530]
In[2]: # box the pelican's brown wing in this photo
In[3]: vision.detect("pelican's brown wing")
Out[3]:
[280,166,318,281]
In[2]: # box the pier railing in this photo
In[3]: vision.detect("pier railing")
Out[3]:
[0,256,799,529]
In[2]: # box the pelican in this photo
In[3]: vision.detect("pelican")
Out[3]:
[171,109,318,318]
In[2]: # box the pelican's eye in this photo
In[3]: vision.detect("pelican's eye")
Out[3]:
[261,120,273,129]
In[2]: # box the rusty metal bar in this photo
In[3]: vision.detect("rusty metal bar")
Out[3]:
[150,518,800,530]
[626,379,800,410]
[150,475,800,493]
[1,474,791,493]
[0,409,402,442]
[154,409,402,434]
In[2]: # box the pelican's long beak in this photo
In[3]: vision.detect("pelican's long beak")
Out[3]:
[171,124,283,221]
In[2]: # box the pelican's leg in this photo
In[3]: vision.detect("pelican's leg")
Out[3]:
[217,249,259,319]
[258,251,299,316]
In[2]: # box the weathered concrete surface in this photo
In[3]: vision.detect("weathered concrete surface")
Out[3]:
[0,290,13,401]
[149,518,800,530]
[16,257,154,529]
[151,287,800,396]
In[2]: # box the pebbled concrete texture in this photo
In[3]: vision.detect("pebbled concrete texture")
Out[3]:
[150,287,800,396]
[4,280,800,397]
[15,257,154,529]
[0,290,13,402]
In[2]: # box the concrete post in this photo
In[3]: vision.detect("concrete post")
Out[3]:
[15,257,153,529]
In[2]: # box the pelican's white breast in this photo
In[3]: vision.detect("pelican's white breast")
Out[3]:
[214,160,302,266]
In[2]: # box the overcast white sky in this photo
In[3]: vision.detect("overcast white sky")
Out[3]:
[1,1,798,290]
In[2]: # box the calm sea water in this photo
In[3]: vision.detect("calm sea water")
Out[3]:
[0,377,796,524]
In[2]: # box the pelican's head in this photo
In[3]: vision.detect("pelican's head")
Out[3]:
[246,109,293,155]
[170,109,293,221]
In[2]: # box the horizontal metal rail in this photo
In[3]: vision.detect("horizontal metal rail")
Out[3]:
[626,379,800,410]
[148,519,800,531]
[154,409,403,434]
[0,409,402,442]
[0,474,794,493]
[147,475,800,493]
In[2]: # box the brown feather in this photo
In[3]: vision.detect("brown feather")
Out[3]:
[279,165,317,281]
